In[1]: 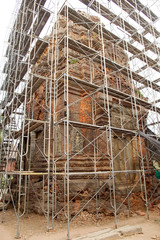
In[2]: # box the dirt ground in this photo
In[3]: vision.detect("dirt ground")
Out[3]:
[0,207,159,240]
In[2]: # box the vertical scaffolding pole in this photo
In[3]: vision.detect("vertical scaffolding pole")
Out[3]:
[98,2,117,227]
[66,3,70,239]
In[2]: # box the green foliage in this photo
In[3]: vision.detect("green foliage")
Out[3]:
[138,90,142,98]
[93,33,97,38]
[69,58,78,64]
[153,160,160,179]
[0,175,13,190]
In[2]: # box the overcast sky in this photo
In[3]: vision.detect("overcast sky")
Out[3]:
[0,0,160,133]
[0,1,16,68]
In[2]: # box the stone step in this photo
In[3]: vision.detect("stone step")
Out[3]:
[73,225,142,240]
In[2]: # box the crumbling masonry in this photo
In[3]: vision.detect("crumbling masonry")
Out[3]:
[0,0,160,239]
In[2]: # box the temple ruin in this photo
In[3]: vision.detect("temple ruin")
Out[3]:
[0,0,160,239]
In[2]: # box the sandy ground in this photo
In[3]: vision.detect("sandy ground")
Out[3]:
[0,207,159,240]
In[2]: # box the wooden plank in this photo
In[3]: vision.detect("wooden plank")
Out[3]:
[1,62,28,91]
[8,0,47,42]
[147,121,160,126]
[30,40,48,64]
[65,74,160,114]
[60,119,137,135]
[1,38,47,94]
[5,7,50,69]
[79,0,160,55]
[2,74,47,124]
[14,121,44,139]
[59,36,160,93]
[32,8,50,36]
[126,0,158,22]
[9,33,30,54]
[60,6,160,74]
[112,0,160,38]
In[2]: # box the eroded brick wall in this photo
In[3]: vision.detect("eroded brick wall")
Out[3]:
[21,13,149,215]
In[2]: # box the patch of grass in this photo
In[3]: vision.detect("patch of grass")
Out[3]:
[138,90,142,98]
[69,58,78,64]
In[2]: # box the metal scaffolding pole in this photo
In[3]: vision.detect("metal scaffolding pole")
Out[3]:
[0,0,160,239]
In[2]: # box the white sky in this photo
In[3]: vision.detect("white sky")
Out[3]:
[0,0,159,59]
[0,0,160,133]
[0,1,16,65]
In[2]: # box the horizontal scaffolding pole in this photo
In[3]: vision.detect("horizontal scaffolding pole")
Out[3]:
[0,168,156,176]
[7,0,47,49]
[58,119,137,135]
[6,8,50,62]
[1,39,48,91]
[126,0,158,22]
[59,36,160,93]
[13,121,44,139]
[62,74,160,114]
[112,0,160,38]
[79,0,159,55]
[60,6,160,74]
[2,74,48,125]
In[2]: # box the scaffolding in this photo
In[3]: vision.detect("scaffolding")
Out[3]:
[0,0,160,239]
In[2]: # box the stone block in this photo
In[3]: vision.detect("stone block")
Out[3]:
[117,225,142,236]
[73,225,142,240]
[73,229,120,240]
[94,231,120,240]
[73,229,112,240]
